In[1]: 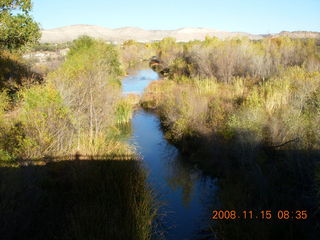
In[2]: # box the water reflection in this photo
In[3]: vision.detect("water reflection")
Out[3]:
[166,154,201,207]
[129,110,217,240]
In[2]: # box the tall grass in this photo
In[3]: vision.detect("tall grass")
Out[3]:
[194,78,218,96]
[229,67,320,149]
[115,97,136,125]
[0,158,157,240]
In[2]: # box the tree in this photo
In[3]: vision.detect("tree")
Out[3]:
[49,37,124,154]
[0,0,40,50]
[18,83,74,158]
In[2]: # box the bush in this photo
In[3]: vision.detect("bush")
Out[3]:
[47,37,132,155]
[120,40,156,71]
[0,149,12,161]
[17,83,73,158]
[0,50,42,95]
[228,67,320,149]
[0,36,136,159]
[167,37,320,83]
[0,91,9,119]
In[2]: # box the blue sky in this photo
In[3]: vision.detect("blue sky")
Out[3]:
[31,0,320,34]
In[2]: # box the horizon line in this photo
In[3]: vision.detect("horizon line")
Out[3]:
[40,24,320,35]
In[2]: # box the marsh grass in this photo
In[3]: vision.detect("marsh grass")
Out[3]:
[115,97,136,125]
[0,157,157,240]
[75,134,135,157]
[194,78,218,96]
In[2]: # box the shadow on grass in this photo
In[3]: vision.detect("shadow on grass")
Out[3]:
[206,148,320,240]
[179,133,320,240]
[141,107,320,239]
[0,53,42,95]
[0,156,156,240]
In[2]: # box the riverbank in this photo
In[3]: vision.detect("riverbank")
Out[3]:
[139,39,320,238]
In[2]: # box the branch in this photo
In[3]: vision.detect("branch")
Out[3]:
[270,138,300,149]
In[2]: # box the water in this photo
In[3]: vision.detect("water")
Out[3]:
[122,70,217,240]
[122,70,159,95]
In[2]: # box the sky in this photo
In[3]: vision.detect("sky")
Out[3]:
[31,0,320,34]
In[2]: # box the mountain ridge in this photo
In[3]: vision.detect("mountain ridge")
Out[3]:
[40,24,320,43]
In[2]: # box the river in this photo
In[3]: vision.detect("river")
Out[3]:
[122,70,217,240]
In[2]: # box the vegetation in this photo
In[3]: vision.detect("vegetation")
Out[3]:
[0,36,137,160]
[32,42,72,52]
[0,50,42,95]
[0,2,161,239]
[47,36,129,156]
[0,0,42,98]
[115,97,136,125]
[0,0,40,51]
[142,37,320,154]
[141,36,320,239]
[0,158,156,240]
[0,34,155,239]
[1,5,320,237]
[120,40,156,72]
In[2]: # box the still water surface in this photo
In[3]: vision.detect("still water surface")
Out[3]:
[123,70,217,240]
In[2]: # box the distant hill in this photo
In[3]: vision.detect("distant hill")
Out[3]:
[274,31,320,39]
[40,25,320,43]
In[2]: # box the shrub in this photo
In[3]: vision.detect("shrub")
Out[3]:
[0,91,9,119]
[166,37,320,83]
[120,40,156,71]
[17,83,73,158]
[46,37,133,155]
[0,149,12,161]
[0,50,42,95]
[228,67,320,149]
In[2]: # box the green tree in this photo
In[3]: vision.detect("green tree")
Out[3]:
[0,0,40,50]
[17,83,74,158]
[49,37,124,154]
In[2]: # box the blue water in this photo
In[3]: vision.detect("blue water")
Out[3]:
[123,70,217,240]
[122,70,159,95]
